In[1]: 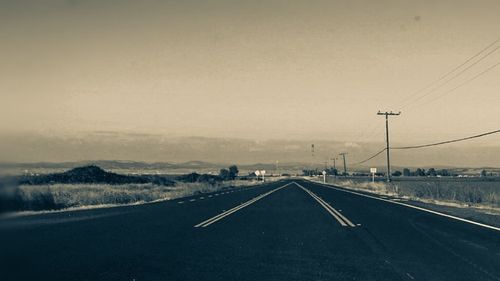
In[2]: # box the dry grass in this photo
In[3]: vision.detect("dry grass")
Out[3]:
[320,177,500,209]
[0,179,269,213]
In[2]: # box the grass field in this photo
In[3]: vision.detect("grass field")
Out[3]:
[0,180,265,214]
[323,176,500,209]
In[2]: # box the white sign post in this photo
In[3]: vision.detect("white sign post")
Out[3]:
[255,170,261,181]
[370,168,377,183]
[322,170,327,183]
[261,170,266,182]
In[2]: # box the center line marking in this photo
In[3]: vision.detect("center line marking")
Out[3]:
[194,182,292,228]
[295,182,356,227]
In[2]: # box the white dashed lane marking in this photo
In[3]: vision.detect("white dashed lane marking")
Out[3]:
[194,183,292,228]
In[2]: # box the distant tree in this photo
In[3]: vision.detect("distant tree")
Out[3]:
[438,169,450,177]
[326,168,338,176]
[219,169,230,180]
[302,169,319,176]
[198,174,221,184]
[392,170,402,177]
[403,168,411,177]
[427,168,437,177]
[176,172,200,183]
[415,168,426,177]
[228,165,239,180]
[480,169,488,177]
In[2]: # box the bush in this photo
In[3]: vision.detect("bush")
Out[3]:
[176,173,200,183]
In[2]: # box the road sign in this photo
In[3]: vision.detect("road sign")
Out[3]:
[255,170,261,176]
[370,168,377,183]
[322,170,327,183]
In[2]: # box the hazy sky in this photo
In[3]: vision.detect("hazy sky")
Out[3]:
[2,0,500,145]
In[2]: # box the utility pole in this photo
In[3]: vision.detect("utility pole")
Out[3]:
[331,157,337,170]
[377,111,401,182]
[310,144,315,174]
[339,153,348,177]
[330,157,337,177]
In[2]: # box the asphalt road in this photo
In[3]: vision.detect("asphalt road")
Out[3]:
[1,179,499,281]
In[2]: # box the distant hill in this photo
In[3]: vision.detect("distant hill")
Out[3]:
[0,160,221,171]
[2,132,500,167]
[17,165,175,186]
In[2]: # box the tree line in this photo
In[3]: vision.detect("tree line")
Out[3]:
[303,167,495,177]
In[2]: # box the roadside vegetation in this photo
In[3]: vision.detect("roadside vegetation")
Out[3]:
[0,164,260,214]
[322,176,500,209]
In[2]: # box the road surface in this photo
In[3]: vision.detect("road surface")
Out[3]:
[1,179,499,281]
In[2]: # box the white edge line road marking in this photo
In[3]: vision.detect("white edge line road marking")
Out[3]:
[309,180,500,232]
[194,182,292,228]
[295,182,355,227]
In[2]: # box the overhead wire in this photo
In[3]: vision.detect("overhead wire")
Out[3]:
[410,61,500,110]
[349,37,500,166]
[392,129,500,150]
[399,44,500,110]
[394,37,500,110]
[352,148,387,165]
[351,128,500,165]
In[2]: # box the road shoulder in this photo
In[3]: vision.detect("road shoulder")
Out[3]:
[305,178,500,229]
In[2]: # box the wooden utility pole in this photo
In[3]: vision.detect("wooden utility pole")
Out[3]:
[377,111,401,182]
[310,144,315,174]
[331,157,337,170]
[339,153,348,177]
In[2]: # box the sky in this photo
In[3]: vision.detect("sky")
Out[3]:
[1,0,500,147]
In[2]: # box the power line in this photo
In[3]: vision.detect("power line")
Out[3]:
[400,44,500,110]
[352,128,500,165]
[392,129,500,150]
[352,148,387,165]
[411,61,500,110]
[394,37,500,109]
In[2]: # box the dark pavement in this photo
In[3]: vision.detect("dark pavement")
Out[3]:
[1,179,499,281]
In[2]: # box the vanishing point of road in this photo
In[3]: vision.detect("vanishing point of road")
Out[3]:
[1,179,499,281]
